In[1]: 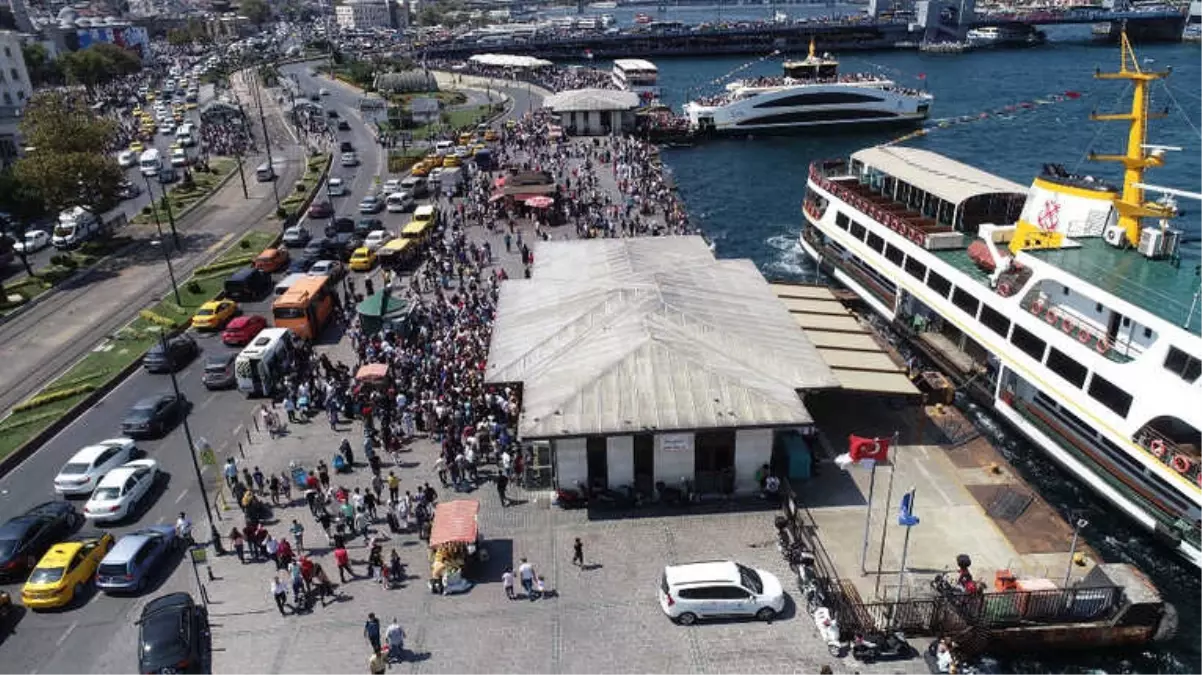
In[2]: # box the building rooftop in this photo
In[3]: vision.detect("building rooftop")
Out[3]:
[485,236,839,440]
[851,146,1027,207]
[1021,237,1202,334]
[543,88,641,113]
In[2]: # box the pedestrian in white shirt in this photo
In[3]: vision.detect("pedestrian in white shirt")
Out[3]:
[271,576,288,615]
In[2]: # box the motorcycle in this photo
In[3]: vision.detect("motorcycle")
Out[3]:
[553,481,588,509]
[851,630,915,663]
[811,607,843,657]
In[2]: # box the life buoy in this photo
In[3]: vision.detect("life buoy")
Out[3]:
[998,282,1012,296]
[1150,439,1166,458]
[1062,316,1075,334]
[1045,308,1058,325]
[1170,454,1192,474]
[1031,299,1045,315]
[1096,337,1110,354]
[1078,328,1090,345]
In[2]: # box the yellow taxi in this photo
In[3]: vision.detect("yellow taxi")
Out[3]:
[470,143,486,155]
[22,533,114,610]
[186,102,198,110]
[146,93,156,102]
[192,299,238,330]
[442,155,461,168]
[129,140,145,153]
[484,129,499,142]
[457,132,473,146]
[410,162,431,177]
[349,247,376,272]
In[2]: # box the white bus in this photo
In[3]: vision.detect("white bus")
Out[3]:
[611,59,659,98]
[139,148,162,176]
[235,327,294,397]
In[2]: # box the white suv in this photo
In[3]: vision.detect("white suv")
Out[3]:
[657,560,785,625]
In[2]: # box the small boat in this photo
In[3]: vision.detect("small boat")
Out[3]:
[634,12,653,24]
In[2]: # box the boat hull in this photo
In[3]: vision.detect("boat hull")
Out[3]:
[684,83,931,134]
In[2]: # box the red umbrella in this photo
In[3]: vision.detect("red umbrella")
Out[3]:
[525,195,554,209]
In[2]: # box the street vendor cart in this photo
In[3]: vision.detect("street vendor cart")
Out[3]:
[428,500,485,595]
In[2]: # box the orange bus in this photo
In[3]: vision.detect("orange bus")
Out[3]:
[272,275,334,340]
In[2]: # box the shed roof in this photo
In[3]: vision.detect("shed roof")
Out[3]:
[851,146,1026,207]
[410,97,439,114]
[613,58,657,72]
[486,237,839,439]
[544,88,641,113]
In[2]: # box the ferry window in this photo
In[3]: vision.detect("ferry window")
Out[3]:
[951,288,980,317]
[866,232,884,253]
[979,304,1010,337]
[1142,327,1153,340]
[927,271,952,298]
[1010,325,1046,362]
[1164,347,1202,383]
[904,257,927,281]
[1088,374,1133,418]
[1047,348,1087,388]
[835,212,849,230]
[884,244,905,267]
[849,221,866,241]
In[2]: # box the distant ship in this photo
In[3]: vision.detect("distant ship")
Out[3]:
[588,1,618,8]
[965,25,1047,47]
[634,12,653,23]
[682,40,932,134]
[800,33,1202,567]
[1184,0,1202,41]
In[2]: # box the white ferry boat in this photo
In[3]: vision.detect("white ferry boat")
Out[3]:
[682,40,932,134]
[611,58,660,100]
[799,34,1202,567]
[1184,0,1202,41]
[965,25,1047,47]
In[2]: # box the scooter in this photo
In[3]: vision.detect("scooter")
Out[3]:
[812,607,843,657]
[851,630,914,663]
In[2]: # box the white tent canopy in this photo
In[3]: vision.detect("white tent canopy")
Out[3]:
[468,53,553,69]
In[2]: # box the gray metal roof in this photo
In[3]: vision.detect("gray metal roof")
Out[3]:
[543,88,641,113]
[485,237,839,439]
[851,146,1027,206]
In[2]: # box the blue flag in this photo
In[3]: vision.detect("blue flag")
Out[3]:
[899,491,920,527]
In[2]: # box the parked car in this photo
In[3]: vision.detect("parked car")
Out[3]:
[358,195,383,214]
[657,561,784,625]
[83,459,159,523]
[96,526,179,594]
[143,334,199,373]
[0,502,82,582]
[307,260,346,281]
[14,230,50,254]
[21,531,115,610]
[53,438,138,496]
[282,226,312,248]
[121,394,187,439]
[201,353,237,390]
[221,315,267,346]
[191,299,237,331]
[137,592,208,674]
[253,247,290,273]
[307,201,333,219]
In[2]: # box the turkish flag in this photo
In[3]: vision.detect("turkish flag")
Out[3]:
[848,435,890,463]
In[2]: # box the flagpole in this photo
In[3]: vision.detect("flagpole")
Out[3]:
[859,457,877,576]
[873,430,901,598]
[894,487,918,608]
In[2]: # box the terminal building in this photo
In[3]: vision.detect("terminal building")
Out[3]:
[485,236,845,498]
[542,88,640,136]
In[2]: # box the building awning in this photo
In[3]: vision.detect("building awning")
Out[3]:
[770,282,920,399]
[429,500,479,548]
[850,146,1026,207]
[544,88,641,113]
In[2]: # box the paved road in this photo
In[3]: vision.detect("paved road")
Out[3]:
[0,75,303,419]
[0,78,535,674]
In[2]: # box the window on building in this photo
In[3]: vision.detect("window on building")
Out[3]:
[1088,374,1133,417]
[866,232,884,253]
[884,243,905,267]
[835,212,849,230]
[2,92,10,106]
[927,271,952,298]
[1164,346,1202,383]
[849,221,866,241]
[16,90,23,101]
[1047,348,1087,388]
[9,68,17,82]
[979,304,1010,337]
[951,287,980,317]
[903,256,926,281]
[3,46,9,57]
[1010,325,1046,361]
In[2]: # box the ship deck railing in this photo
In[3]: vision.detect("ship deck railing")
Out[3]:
[810,161,956,247]
[1010,397,1202,550]
[1014,289,1136,365]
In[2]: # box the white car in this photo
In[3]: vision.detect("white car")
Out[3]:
[170,148,189,167]
[118,150,137,168]
[340,152,358,167]
[83,458,159,522]
[14,229,50,254]
[382,178,402,194]
[308,260,345,279]
[53,438,137,496]
[161,122,176,136]
[327,177,347,197]
[319,87,330,96]
[364,230,393,251]
[657,561,785,625]
[453,146,471,158]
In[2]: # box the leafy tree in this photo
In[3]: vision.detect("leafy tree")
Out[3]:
[21,43,62,87]
[240,0,271,25]
[15,92,123,220]
[60,42,141,89]
[0,170,47,277]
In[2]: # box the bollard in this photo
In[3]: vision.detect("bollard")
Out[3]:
[246,426,252,444]
[253,415,259,433]
[238,441,246,459]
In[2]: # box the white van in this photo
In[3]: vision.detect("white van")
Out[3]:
[51,207,102,250]
[139,148,162,176]
[657,560,785,625]
[176,123,196,147]
[434,140,454,156]
[385,192,413,213]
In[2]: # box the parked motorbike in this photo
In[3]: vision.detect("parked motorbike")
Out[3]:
[811,607,843,657]
[554,481,588,509]
[589,484,637,509]
[851,630,915,663]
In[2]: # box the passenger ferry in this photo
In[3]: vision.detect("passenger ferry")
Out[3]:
[965,25,1047,47]
[612,58,660,99]
[799,34,1202,567]
[1184,0,1201,41]
[682,40,932,134]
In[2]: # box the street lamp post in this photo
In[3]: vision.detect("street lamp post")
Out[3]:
[145,185,182,306]
[248,75,281,211]
[1063,518,1088,586]
[144,173,181,252]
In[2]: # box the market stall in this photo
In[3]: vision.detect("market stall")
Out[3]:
[428,500,484,595]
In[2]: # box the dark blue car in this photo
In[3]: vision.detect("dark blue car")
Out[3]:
[96,525,178,593]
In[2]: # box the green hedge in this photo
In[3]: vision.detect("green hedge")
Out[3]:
[193,254,257,277]
[42,369,112,392]
[139,309,185,329]
[13,384,96,413]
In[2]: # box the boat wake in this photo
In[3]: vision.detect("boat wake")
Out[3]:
[763,233,816,279]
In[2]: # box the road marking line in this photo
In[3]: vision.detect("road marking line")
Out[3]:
[56,621,78,646]
[157,516,165,524]
[175,488,189,504]
[198,391,219,411]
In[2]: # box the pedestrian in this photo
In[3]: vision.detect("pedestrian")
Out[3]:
[268,473,281,505]
[496,473,509,507]
[291,519,305,553]
[572,537,584,567]
[265,534,279,568]
[371,473,384,502]
[318,460,331,489]
[335,544,353,581]
[242,468,254,491]
[355,508,371,544]
[284,395,297,423]
[271,575,289,615]
[502,567,515,600]
[252,466,266,494]
[223,458,238,487]
[387,472,400,503]
[364,613,382,653]
[230,527,245,564]
[318,509,333,542]
[289,560,306,606]
[281,471,293,503]
[364,489,378,520]
[314,563,334,604]
[518,558,535,600]
[368,649,387,675]
[385,618,404,663]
